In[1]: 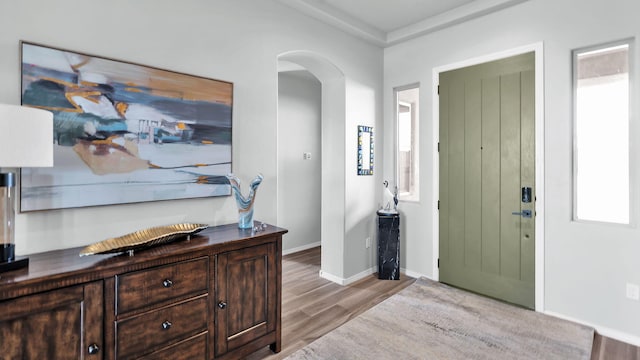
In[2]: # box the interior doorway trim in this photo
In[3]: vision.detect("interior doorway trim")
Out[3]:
[431,42,545,311]
[277,50,347,283]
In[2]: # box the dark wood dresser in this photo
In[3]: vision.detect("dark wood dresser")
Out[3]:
[0,222,287,360]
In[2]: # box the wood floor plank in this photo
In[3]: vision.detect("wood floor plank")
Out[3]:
[592,333,603,360]
[247,246,639,359]
[592,334,640,360]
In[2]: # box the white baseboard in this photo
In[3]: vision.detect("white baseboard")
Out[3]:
[282,241,321,256]
[320,267,429,285]
[401,268,429,280]
[344,267,376,285]
[318,270,345,284]
[319,267,376,286]
[544,310,640,347]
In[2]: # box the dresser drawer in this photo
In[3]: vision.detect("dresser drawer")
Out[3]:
[138,332,208,360]
[116,295,208,359]
[116,257,208,314]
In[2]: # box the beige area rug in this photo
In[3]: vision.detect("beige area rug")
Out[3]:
[286,278,594,359]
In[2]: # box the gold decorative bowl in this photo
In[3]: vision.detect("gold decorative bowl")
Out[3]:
[79,223,209,256]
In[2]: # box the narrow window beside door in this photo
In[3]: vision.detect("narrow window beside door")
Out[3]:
[395,86,420,202]
[573,40,631,224]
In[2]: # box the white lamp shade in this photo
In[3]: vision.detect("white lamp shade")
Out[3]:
[0,104,53,168]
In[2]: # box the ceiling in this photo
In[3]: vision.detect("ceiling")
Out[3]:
[277,0,529,47]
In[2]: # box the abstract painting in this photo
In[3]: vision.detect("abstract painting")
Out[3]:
[20,42,233,211]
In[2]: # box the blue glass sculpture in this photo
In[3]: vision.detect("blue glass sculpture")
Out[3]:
[226,173,263,229]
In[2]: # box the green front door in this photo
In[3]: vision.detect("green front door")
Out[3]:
[439,52,535,309]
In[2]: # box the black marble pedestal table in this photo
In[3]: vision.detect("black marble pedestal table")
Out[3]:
[377,211,400,280]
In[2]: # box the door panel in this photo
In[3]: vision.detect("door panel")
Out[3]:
[481,76,501,276]
[439,52,535,309]
[464,78,482,271]
[215,243,277,356]
[0,281,103,360]
[500,72,522,281]
[448,77,465,269]
[521,69,536,284]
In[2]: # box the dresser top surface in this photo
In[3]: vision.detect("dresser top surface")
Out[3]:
[0,222,286,297]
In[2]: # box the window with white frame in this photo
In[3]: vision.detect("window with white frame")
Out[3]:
[573,40,631,224]
[395,86,419,202]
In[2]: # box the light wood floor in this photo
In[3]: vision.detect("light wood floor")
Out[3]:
[249,246,639,360]
[592,335,640,360]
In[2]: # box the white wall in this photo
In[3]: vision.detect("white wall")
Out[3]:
[383,0,640,342]
[0,0,382,282]
[345,78,379,277]
[277,70,321,252]
[276,52,381,281]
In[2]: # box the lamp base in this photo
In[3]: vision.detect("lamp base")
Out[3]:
[0,256,29,273]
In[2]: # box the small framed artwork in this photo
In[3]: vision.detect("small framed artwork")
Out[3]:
[20,41,233,211]
[357,125,374,175]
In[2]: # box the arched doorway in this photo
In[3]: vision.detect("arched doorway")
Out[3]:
[277,51,346,280]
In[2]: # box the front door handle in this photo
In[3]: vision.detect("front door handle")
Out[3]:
[512,210,532,218]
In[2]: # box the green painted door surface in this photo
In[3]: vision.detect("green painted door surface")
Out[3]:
[439,52,535,309]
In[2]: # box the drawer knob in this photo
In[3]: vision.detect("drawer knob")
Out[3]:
[218,301,227,309]
[163,279,173,288]
[162,320,172,330]
[88,343,100,355]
